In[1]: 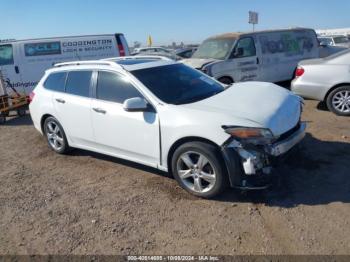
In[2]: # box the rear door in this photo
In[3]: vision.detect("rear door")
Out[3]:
[0,43,23,94]
[52,70,94,147]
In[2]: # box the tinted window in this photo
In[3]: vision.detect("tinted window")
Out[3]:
[65,71,92,97]
[0,45,14,66]
[232,37,256,58]
[131,64,224,105]
[97,71,142,103]
[24,42,61,56]
[44,72,67,92]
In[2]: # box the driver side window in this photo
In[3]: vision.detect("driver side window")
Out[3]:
[231,37,256,58]
[96,71,143,103]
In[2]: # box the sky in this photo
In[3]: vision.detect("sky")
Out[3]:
[1,0,350,46]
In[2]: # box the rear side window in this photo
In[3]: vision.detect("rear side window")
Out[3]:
[96,71,142,103]
[24,42,61,56]
[44,72,66,92]
[65,71,92,97]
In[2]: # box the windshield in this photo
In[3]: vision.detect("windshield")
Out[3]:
[192,38,236,60]
[333,36,349,44]
[131,64,224,105]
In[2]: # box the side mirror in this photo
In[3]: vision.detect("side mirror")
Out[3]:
[123,97,149,112]
[234,47,244,57]
[319,41,328,47]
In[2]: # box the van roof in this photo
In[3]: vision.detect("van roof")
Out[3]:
[208,28,315,40]
[0,33,125,44]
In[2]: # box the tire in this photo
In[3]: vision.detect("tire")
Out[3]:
[43,117,70,154]
[326,86,350,116]
[17,108,26,117]
[0,115,5,124]
[218,76,234,85]
[171,141,228,198]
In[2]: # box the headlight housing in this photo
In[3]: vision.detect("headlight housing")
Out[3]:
[223,126,275,145]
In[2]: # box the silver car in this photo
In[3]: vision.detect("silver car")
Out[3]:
[291,49,350,116]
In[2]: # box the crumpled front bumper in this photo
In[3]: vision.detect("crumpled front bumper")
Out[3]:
[221,122,307,190]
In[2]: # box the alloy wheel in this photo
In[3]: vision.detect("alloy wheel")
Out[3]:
[176,151,216,193]
[332,90,350,113]
[46,120,65,151]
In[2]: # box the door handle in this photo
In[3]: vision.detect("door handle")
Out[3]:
[55,98,66,104]
[15,66,20,74]
[256,57,260,64]
[93,108,106,114]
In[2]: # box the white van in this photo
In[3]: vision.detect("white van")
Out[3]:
[0,33,129,95]
[183,28,323,84]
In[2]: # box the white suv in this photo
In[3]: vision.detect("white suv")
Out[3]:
[29,56,306,198]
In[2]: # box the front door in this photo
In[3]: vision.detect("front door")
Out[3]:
[229,37,261,82]
[91,70,159,167]
[0,44,22,95]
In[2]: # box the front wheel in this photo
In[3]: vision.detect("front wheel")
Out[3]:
[326,86,350,116]
[43,117,70,154]
[171,142,228,198]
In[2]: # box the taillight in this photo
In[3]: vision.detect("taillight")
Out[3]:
[116,34,126,56]
[118,44,126,56]
[295,67,305,78]
[28,91,35,103]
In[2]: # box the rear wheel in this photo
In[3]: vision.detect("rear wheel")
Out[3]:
[171,142,228,198]
[43,117,70,154]
[326,86,350,116]
[0,115,5,124]
[17,108,26,117]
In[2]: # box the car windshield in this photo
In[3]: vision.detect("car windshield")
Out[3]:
[333,36,349,44]
[131,64,225,105]
[192,38,236,60]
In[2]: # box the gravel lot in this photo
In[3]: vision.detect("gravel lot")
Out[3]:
[0,100,349,255]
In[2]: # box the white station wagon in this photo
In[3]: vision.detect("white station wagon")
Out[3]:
[29,56,306,198]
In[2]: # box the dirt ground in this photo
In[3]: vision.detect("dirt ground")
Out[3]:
[0,100,349,255]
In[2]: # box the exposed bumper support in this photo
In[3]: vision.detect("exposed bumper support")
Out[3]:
[222,122,307,190]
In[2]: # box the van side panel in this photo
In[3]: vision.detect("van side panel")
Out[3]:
[8,34,127,94]
[257,29,319,82]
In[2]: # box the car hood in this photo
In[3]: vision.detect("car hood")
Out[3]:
[183,82,302,137]
[182,58,219,69]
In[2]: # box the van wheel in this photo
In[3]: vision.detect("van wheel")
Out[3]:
[17,108,26,117]
[326,86,350,116]
[43,117,70,154]
[0,115,5,124]
[171,142,228,198]
[218,77,234,85]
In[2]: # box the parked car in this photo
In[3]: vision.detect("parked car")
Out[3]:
[29,56,306,198]
[318,35,350,48]
[0,33,130,95]
[132,47,179,60]
[291,49,350,116]
[175,47,197,59]
[182,28,340,84]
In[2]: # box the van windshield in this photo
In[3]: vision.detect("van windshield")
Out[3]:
[192,38,236,60]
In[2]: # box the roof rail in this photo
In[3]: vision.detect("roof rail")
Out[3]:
[103,55,173,62]
[53,60,119,68]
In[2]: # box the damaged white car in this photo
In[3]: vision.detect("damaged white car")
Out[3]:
[29,56,306,198]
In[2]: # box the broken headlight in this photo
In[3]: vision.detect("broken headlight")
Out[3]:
[223,126,275,145]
